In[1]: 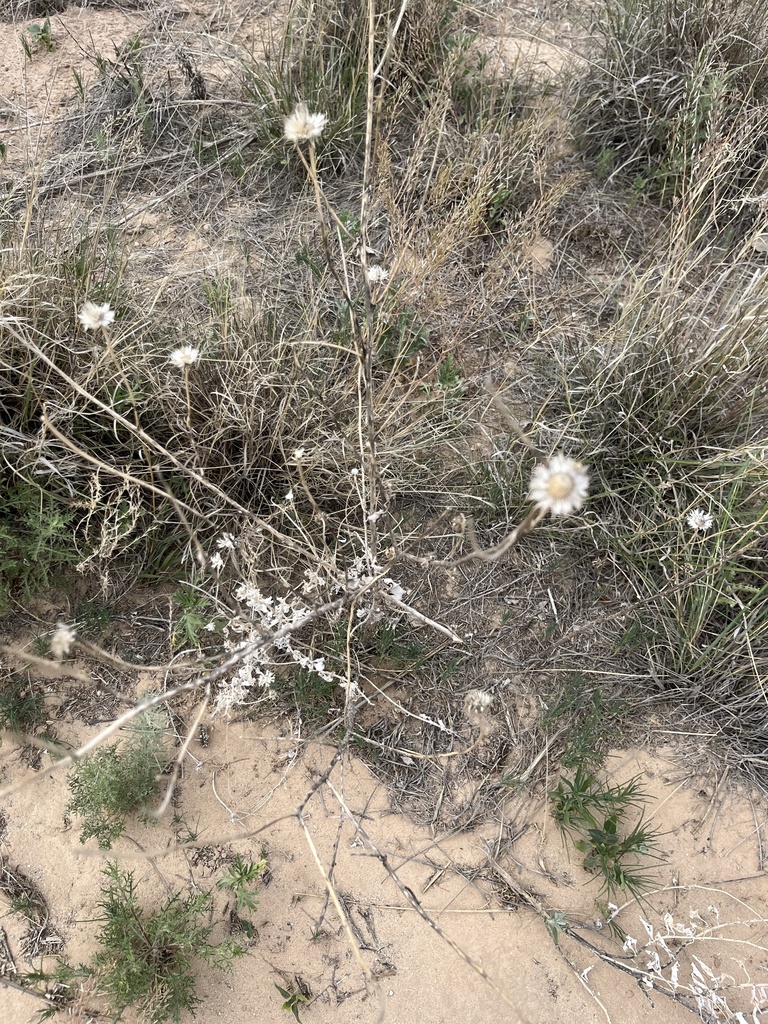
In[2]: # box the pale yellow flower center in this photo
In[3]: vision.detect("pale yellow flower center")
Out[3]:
[547,472,574,499]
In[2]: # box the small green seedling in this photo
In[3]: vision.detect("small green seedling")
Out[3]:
[544,911,569,946]
[550,767,663,901]
[435,354,465,394]
[0,676,45,735]
[21,962,79,1020]
[24,17,55,55]
[172,585,213,650]
[66,705,169,848]
[216,854,267,914]
[275,984,309,1023]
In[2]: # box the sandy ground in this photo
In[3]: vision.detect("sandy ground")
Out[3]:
[2,712,768,1024]
[0,6,148,167]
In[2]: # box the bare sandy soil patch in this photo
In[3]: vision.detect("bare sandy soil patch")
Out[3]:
[2,704,768,1023]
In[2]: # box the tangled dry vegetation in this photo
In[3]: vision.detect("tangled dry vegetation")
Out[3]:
[2,0,768,1021]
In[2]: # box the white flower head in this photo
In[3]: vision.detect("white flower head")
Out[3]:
[529,454,590,517]
[464,689,493,715]
[383,577,405,602]
[169,345,199,369]
[78,301,115,331]
[686,509,714,533]
[366,265,389,285]
[50,623,76,660]
[209,551,225,573]
[284,103,328,144]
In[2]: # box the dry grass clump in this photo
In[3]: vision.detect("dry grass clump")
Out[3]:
[0,247,477,590]
[526,207,768,770]
[577,0,768,218]
[0,0,149,16]
[240,0,464,171]
[0,0,65,18]
[0,0,559,608]
[3,0,766,778]
[0,4,573,798]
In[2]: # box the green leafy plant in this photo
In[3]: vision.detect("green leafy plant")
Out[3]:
[216,854,267,915]
[541,676,626,770]
[275,983,309,1023]
[66,707,169,848]
[23,17,55,55]
[550,767,663,901]
[0,676,45,735]
[172,585,213,650]
[89,863,243,1024]
[435,354,465,395]
[376,305,429,369]
[276,667,338,722]
[73,598,116,639]
[172,813,200,846]
[372,622,427,669]
[0,480,78,609]
[544,911,569,946]
[21,962,80,1020]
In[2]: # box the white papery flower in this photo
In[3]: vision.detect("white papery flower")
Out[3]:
[366,265,389,285]
[209,551,225,572]
[50,623,76,660]
[235,584,273,616]
[464,689,493,715]
[169,345,199,368]
[302,568,326,594]
[284,103,327,144]
[529,453,590,516]
[686,508,714,532]
[383,577,405,602]
[78,301,115,331]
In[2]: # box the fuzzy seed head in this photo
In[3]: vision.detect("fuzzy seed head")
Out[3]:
[284,103,328,144]
[169,345,199,369]
[529,454,590,517]
[366,265,389,285]
[51,623,76,660]
[78,301,115,331]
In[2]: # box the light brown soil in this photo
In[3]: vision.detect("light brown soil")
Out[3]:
[2,710,768,1024]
